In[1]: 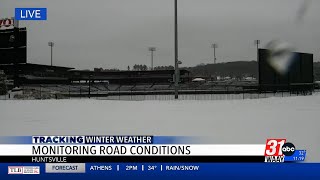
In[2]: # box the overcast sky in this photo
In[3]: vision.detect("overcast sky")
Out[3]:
[1,0,319,70]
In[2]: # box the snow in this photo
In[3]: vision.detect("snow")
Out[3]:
[0,94,320,161]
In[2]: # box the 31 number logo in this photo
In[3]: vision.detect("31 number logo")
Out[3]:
[265,139,286,156]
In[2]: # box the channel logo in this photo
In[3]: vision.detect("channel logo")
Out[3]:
[264,139,286,162]
[8,166,40,175]
[264,138,306,163]
[23,166,40,174]
[281,142,295,156]
[8,166,23,174]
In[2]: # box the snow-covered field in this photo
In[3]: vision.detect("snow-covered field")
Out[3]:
[1,94,320,161]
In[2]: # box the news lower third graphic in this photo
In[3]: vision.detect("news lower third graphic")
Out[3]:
[264,139,306,163]
[0,136,309,176]
[31,136,154,144]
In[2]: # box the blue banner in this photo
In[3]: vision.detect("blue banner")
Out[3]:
[0,136,195,144]
[1,163,320,179]
[285,150,307,162]
[15,8,47,20]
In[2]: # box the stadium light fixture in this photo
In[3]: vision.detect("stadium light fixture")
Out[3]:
[48,42,54,66]
[148,47,156,70]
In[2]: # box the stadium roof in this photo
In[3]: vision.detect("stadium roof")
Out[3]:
[69,69,190,75]
[0,63,74,71]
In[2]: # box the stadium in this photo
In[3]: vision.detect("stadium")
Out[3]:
[2,1,320,178]
[0,25,316,100]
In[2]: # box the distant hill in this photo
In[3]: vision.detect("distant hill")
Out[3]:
[185,61,320,81]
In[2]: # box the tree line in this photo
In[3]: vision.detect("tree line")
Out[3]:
[94,65,174,72]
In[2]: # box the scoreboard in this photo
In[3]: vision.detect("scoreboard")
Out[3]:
[258,49,314,91]
[0,27,27,64]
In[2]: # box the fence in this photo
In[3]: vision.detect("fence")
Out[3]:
[95,91,312,101]
[0,84,317,101]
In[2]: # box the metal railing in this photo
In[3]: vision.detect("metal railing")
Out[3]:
[0,84,316,101]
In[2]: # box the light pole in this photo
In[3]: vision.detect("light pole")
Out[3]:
[211,43,218,64]
[148,47,156,70]
[48,42,54,66]
[254,40,260,61]
[174,0,179,99]
[88,74,92,99]
[255,40,261,87]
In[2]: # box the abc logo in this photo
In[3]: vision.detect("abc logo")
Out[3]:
[281,142,295,156]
